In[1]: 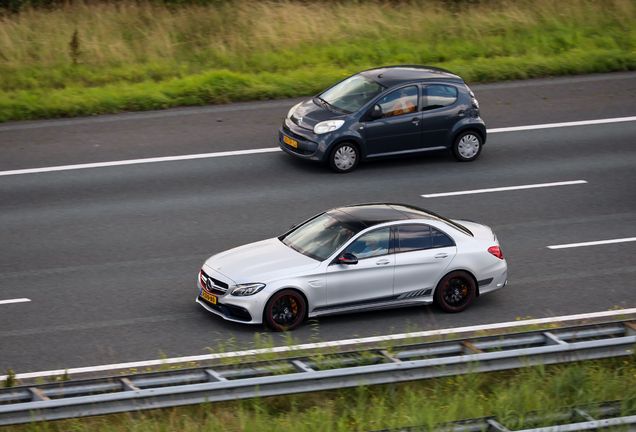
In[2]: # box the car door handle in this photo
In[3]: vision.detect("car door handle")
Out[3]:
[376,259,391,265]
[435,253,448,259]
[458,110,465,117]
[411,117,420,125]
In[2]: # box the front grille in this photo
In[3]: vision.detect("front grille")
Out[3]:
[200,270,229,296]
[283,125,311,142]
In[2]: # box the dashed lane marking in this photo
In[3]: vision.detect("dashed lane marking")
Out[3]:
[0,298,31,305]
[548,237,636,250]
[422,180,587,198]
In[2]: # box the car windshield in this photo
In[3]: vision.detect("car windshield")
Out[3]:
[281,213,360,261]
[319,75,386,113]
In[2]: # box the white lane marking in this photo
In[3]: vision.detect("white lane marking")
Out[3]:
[422,180,587,198]
[0,148,281,177]
[488,116,636,133]
[1,116,636,177]
[548,237,636,250]
[3,307,636,381]
[0,298,31,305]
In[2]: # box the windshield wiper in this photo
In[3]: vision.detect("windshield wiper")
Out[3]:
[315,97,343,113]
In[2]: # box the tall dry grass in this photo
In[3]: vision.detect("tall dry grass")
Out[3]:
[0,0,633,72]
[0,0,634,120]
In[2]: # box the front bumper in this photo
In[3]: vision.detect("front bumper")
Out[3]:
[196,295,254,323]
[196,272,265,324]
[278,120,322,162]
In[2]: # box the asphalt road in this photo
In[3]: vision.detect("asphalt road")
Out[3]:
[1,72,635,375]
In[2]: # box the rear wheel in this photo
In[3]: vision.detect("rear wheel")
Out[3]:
[329,142,359,173]
[452,131,482,162]
[264,289,306,331]
[434,271,475,313]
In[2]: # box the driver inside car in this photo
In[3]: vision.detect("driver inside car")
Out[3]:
[388,88,417,116]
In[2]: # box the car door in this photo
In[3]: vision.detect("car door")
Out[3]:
[325,227,395,309]
[419,84,467,149]
[393,224,457,299]
[363,85,422,156]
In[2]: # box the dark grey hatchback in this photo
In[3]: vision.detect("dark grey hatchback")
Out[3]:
[279,65,486,173]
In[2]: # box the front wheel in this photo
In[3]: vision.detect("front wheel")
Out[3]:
[329,143,359,173]
[264,289,306,331]
[452,131,482,162]
[434,271,475,313]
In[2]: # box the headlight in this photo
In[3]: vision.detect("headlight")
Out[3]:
[314,120,345,135]
[231,283,266,296]
[287,102,303,119]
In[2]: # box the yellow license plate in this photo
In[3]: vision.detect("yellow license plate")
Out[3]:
[201,290,217,304]
[283,135,298,148]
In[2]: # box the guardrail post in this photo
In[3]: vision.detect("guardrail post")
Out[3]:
[573,408,596,422]
[204,369,227,382]
[379,350,401,363]
[487,419,510,432]
[543,332,567,346]
[120,378,140,391]
[28,388,49,402]
[290,360,314,373]
[461,341,484,354]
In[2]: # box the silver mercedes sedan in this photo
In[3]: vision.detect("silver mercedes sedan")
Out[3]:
[196,203,507,331]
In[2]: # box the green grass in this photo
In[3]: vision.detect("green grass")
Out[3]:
[2,356,636,432]
[0,0,635,122]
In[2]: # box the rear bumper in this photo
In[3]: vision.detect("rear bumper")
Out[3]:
[478,268,507,296]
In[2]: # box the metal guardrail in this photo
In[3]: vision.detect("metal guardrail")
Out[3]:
[370,399,636,432]
[1,320,635,426]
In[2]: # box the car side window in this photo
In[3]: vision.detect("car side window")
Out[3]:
[422,85,458,111]
[431,228,455,248]
[345,228,391,259]
[377,86,418,118]
[398,225,432,252]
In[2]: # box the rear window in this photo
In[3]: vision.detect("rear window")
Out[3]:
[422,85,458,111]
[398,225,432,252]
[432,228,455,248]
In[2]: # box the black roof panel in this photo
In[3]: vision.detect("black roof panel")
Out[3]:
[330,203,473,236]
[360,65,464,88]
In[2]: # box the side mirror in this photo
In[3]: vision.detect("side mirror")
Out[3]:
[369,105,383,121]
[337,253,358,265]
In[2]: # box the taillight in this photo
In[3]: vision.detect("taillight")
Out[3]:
[488,246,503,259]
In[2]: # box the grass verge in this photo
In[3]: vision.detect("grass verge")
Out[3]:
[2,355,636,432]
[0,0,635,122]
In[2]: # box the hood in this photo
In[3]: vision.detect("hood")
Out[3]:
[290,99,345,130]
[451,219,496,241]
[204,238,320,284]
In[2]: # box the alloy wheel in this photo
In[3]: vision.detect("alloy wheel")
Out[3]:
[442,276,472,309]
[271,294,302,328]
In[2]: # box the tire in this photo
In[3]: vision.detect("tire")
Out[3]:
[329,142,359,173]
[434,271,476,313]
[451,131,482,162]
[264,289,306,331]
